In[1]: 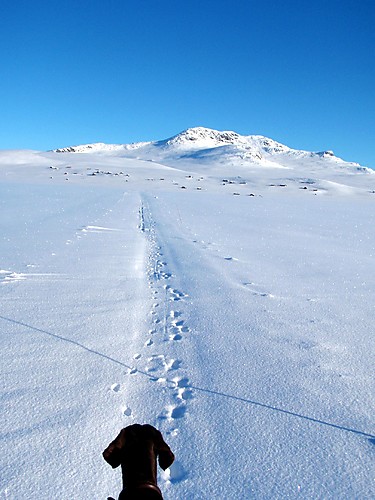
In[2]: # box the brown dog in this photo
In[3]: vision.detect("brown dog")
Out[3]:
[103,424,175,500]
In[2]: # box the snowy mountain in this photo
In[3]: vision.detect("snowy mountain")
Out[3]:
[1,129,375,499]
[54,126,372,174]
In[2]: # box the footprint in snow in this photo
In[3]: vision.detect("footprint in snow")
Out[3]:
[170,405,186,419]
[146,356,181,373]
[166,286,188,301]
[173,377,190,388]
[171,319,189,333]
[168,461,188,483]
[159,404,187,421]
[169,333,182,341]
[122,406,132,417]
[169,310,182,319]
[171,377,194,400]
[161,460,188,484]
[146,355,165,373]
[173,320,184,327]
[176,387,194,401]
[158,271,172,280]
[165,359,182,371]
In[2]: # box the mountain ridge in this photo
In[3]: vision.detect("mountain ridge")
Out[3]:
[53,126,372,174]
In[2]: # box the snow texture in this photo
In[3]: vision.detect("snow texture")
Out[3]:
[1,128,374,499]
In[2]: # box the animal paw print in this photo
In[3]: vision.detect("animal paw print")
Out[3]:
[172,377,194,401]
[165,285,188,302]
[146,355,182,374]
[161,460,188,484]
[159,404,187,421]
[146,354,165,373]
[122,406,132,417]
[168,317,189,341]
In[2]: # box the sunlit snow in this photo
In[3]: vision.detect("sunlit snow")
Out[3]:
[1,128,374,499]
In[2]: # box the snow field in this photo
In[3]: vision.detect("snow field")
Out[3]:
[1,142,374,499]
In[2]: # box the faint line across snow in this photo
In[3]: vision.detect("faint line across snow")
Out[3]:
[1,314,373,441]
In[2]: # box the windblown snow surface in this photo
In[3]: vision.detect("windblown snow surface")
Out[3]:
[1,128,374,499]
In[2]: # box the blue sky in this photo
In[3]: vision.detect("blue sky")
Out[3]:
[1,0,374,167]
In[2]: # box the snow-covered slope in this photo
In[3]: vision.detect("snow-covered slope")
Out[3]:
[1,131,375,499]
[54,126,373,174]
[55,141,150,154]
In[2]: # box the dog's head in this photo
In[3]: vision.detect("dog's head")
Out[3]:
[103,424,174,471]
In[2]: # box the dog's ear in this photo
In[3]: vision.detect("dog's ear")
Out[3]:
[155,430,175,471]
[102,429,126,468]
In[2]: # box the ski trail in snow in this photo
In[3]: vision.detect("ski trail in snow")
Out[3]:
[167,204,278,301]
[118,198,193,486]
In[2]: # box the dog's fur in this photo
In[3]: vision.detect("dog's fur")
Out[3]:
[103,424,175,500]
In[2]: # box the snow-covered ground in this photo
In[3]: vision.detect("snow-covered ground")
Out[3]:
[1,129,374,499]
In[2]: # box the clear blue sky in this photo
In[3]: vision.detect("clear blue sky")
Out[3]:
[1,0,374,167]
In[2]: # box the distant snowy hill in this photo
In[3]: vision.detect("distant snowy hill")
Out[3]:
[54,126,373,174]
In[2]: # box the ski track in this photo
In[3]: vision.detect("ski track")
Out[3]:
[107,198,191,491]
[142,199,191,487]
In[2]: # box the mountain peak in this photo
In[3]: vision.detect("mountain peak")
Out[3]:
[166,127,242,146]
